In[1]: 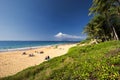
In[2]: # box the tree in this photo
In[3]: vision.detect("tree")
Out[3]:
[84,14,110,41]
[85,0,120,41]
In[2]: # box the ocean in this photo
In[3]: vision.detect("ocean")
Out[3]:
[0,41,78,52]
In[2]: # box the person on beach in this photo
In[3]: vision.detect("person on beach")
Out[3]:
[29,53,34,57]
[45,56,50,60]
[40,51,44,54]
[22,52,26,55]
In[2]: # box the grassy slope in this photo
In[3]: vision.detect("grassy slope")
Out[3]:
[1,41,120,80]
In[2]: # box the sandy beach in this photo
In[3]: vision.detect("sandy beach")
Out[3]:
[0,44,76,78]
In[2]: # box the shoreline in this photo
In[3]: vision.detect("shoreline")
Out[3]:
[0,43,78,53]
[0,43,76,77]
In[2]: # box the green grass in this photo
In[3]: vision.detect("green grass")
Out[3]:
[1,41,120,80]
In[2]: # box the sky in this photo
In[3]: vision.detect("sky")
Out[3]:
[0,0,92,41]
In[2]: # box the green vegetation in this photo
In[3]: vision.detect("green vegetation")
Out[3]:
[78,39,91,44]
[1,0,119,80]
[84,0,120,41]
[1,41,120,80]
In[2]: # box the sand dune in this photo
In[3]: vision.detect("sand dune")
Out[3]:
[0,44,76,77]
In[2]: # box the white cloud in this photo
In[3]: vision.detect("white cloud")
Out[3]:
[54,32,86,41]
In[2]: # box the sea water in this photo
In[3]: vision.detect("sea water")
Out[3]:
[0,41,78,52]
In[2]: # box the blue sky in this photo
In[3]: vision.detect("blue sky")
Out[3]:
[0,0,92,41]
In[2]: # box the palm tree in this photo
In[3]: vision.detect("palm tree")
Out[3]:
[84,14,110,42]
[89,0,119,40]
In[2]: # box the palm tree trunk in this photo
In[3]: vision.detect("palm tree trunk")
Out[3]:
[112,26,119,40]
[104,12,119,40]
[103,27,108,41]
[103,34,107,41]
